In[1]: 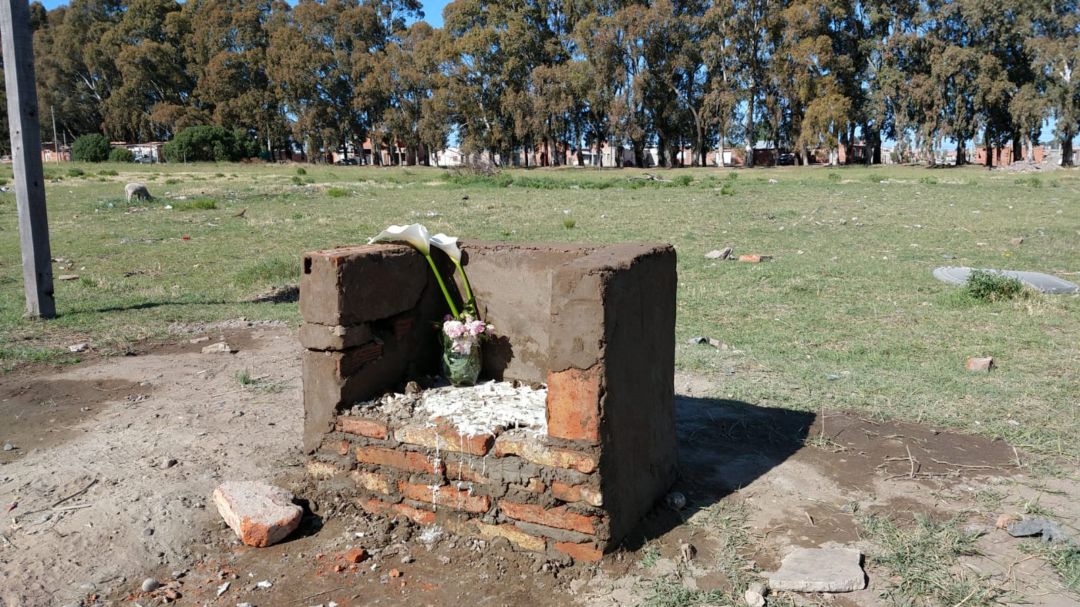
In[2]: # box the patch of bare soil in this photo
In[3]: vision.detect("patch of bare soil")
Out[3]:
[1,334,1076,607]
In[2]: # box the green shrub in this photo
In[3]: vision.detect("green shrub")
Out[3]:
[827,172,842,182]
[672,174,693,187]
[108,147,134,162]
[919,176,938,185]
[163,126,259,163]
[98,169,118,176]
[71,134,111,162]
[720,182,735,196]
[291,175,304,185]
[867,172,885,183]
[326,187,349,198]
[965,270,1024,302]
[296,167,307,175]
[165,178,181,185]
[562,217,576,229]
[67,168,85,177]
[1014,176,1042,188]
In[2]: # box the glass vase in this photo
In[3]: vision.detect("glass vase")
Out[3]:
[442,341,481,386]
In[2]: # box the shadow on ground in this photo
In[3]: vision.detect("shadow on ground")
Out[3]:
[624,396,815,550]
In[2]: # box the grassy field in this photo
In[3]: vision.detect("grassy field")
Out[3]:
[1,162,1078,461]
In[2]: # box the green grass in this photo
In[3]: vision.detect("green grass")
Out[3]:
[173,197,217,211]
[860,513,1003,606]
[0,163,1078,464]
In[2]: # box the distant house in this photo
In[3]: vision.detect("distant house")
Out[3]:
[41,142,71,163]
[433,147,464,167]
[973,143,1045,165]
[115,141,165,163]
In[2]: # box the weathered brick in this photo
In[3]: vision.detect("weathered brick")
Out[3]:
[335,439,351,456]
[551,481,603,507]
[499,500,598,535]
[356,446,443,475]
[966,356,994,372]
[446,460,491,484]
[546,366,602,444]
[356,497,435,525]
[472,522,546,552]
[494,432,596,474]
[337,416,390,440]
[306,460,341,480]
[399,481,491,513]
[353,470,393,495]
[299,323,373,351]
[396,423,494,456]
[553,541,603,562]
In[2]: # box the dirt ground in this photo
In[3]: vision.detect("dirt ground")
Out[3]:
[1,324,1077,607]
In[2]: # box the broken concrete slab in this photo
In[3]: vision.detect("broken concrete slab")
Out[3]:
[212,481,302,547]
[767,547,866,593]
[932,266,1079,294]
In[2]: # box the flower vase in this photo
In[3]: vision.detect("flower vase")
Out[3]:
[442,341,481,386]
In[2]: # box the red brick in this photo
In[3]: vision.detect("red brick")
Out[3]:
[396,423,494,456]
[494,433,597,474]
[551,481,603,507]
[356,446,443,475]
[213,481,302,548]
[353,470,393,495]
[553,541,603,562]
[390,502,436,525]
[337,416,389,440]
[546,366,602,444]
[356,498,435,525]
[399,481,491,513]
[499,500,598,535]
[343,548,367,563]
[738,254,770,263]
[472,522,546,552]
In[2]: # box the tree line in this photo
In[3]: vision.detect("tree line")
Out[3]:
[3,0,1078,167]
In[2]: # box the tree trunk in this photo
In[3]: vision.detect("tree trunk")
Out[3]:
[1025,136,1034,163]
[955,140,965,166]
[984,131,993,168]
[1063,129,1075,167]
[1012,132,1022,163]
[744,86,755,168]
[718,131,726,168]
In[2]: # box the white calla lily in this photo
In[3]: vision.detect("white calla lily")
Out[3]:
[429,233,461,262]
[369,223,431,256]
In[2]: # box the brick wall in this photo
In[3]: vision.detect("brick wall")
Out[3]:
[301,241,678,562]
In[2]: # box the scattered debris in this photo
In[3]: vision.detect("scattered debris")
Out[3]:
[705,247,733,260]
[1007,518,1072,543]
[966,357,995,372]
[57,274,79,281]
[201,342,238,354]
[744,581,767,607]
[212,481,303,547]
[739,254,772,263]
[766,548,866,593]
[68,343,89,353]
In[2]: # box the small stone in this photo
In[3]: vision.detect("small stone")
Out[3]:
[438,555,452,565]
[256,580,273,589]
[767,548,866,593]
[966,357,994,372]
[141,578,160,592]
[202,342,237,354]
[664,492,687,510]
[389,568,402,578]
[212,481,303,547]
[744,587,765,607]
[2,443,12,452]
[216,581,230,597]
[705,247,733,260]
[344,548,366,564]
[144,527,154,536]
[57,274,79,281]
[161,457,177,469]
[401,555,414,564]
[189,336,210,344]
[1010,237,1024,246]
[68,342,89,353]
[996,514,1018,529]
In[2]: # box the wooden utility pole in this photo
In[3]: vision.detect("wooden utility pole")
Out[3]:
[1,0,55,318]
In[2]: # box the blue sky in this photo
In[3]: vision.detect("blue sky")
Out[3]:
[35,0,451,25]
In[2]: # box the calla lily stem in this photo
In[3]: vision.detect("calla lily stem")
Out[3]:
[424,254,460,319]
[453,260,477,315]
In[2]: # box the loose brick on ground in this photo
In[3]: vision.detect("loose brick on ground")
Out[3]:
[213,481,303,548]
